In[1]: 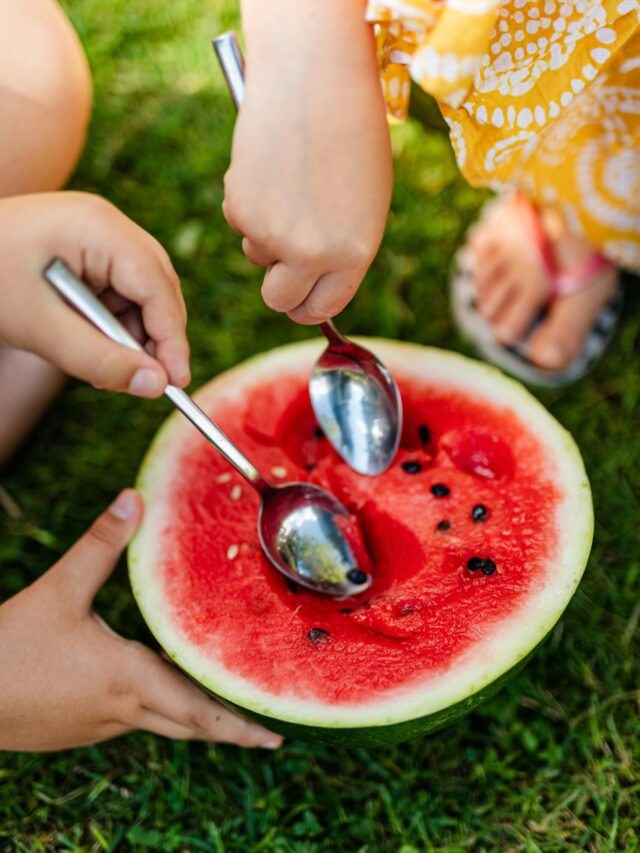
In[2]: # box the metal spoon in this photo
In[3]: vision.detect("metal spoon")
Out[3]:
[213,31,403,476]
[43,259,372,598]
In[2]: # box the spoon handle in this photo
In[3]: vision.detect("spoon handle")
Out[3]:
[213,32,245,110]
[318,320,348,347]
[43,259,268,493]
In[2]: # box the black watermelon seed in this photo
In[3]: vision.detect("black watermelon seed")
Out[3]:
[431,483,450,497]
[437,520,451,532]
[467,556,497,575]
[308,627,330,644]
[312,426,324,439]
[286,579,299,594]
[305,463,316,472]
[339,608,354,615]
[472,504,488,522]
[418,424,431,444]
[402,460,422,474]
[347,568,369,586]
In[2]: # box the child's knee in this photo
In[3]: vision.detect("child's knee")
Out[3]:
[0,0,93,196]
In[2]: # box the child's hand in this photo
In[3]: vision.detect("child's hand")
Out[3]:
[224,0,392,324]
[0,192,190,398]
[0,490,283,751]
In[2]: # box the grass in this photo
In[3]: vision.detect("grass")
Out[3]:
[1,1,639,849]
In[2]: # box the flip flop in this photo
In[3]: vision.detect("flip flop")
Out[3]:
[451,193,622,388]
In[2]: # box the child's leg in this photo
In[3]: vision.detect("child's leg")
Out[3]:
[0,352,67,468]
[0,0,92,195]
[0,0,92,466]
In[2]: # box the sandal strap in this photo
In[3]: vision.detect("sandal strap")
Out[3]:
[554,252,613,296]
[513,192,613,298]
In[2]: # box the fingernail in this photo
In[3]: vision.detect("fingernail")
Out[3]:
[496,326,514,345]
[541,346,565,369]
[175,364,191,387]
[262,737,283,750]
[129,368,165,398]
[110,490,138,521]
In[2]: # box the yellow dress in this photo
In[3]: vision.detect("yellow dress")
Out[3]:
[367,0,640,272]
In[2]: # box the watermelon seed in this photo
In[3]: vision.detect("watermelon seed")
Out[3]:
[347,569,369,585]
[230,484,243,501]
[418,424,431,444]
[313,426,324,439]
[472,504,488,522]
[402,460,422,474]
[308,627,330,644]
[217,472,232,484]
[271,466,288,479]
[467,556,497,575]
[431,483,450,497]
[340,608,353,615]
[286,579,299,594]
[226,544,239,560]
[437,520,451,531]
[305,463,316,472]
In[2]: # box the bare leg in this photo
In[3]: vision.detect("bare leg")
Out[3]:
[0,0,92,465]
[0,352,67,468]
[0,0,92,195]
[470,197,618,371]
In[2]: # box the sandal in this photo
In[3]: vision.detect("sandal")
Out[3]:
[451,193,622,388]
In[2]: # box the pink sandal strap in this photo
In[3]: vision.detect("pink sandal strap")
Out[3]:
[513,192,613,298]
[553,253,613,296]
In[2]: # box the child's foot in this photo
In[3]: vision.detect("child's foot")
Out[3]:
[468,195,618,371]
[0,348,66,468]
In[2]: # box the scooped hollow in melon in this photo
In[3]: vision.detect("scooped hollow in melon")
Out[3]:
[129,341,593,746]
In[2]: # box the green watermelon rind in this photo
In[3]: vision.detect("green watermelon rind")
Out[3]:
[129,340,593,745]
[189,642,540,747]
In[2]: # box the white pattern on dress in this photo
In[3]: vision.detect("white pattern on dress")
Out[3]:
[474,1,609,99]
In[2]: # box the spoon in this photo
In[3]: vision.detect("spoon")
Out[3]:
[213,31,403,476]
[43,258,372,598]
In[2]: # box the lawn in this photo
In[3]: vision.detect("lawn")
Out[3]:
[1,1,639,850]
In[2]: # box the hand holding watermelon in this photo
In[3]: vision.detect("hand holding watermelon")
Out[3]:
[0,490,283,751]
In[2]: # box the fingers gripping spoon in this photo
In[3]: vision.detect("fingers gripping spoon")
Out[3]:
[44,259,372,598]
[213,32,403,476]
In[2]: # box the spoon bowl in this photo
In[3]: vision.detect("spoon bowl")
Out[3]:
[311,322,402,475]
[260,483,372,596]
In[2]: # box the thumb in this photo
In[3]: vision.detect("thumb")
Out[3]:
[36,296,167,398]
[52,490,144,613]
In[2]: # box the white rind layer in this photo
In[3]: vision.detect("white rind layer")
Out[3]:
[129,341,594,729]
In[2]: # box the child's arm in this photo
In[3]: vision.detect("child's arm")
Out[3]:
[224,0,392,324]
[0,490,282,750]
[0,192,190,396]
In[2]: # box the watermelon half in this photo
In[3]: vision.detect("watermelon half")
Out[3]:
[129,341,593,746]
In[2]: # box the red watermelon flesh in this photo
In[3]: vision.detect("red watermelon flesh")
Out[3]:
[130,341,592,742]
[160,372,557,703]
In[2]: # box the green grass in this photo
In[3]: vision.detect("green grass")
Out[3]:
[1,1,639,849]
